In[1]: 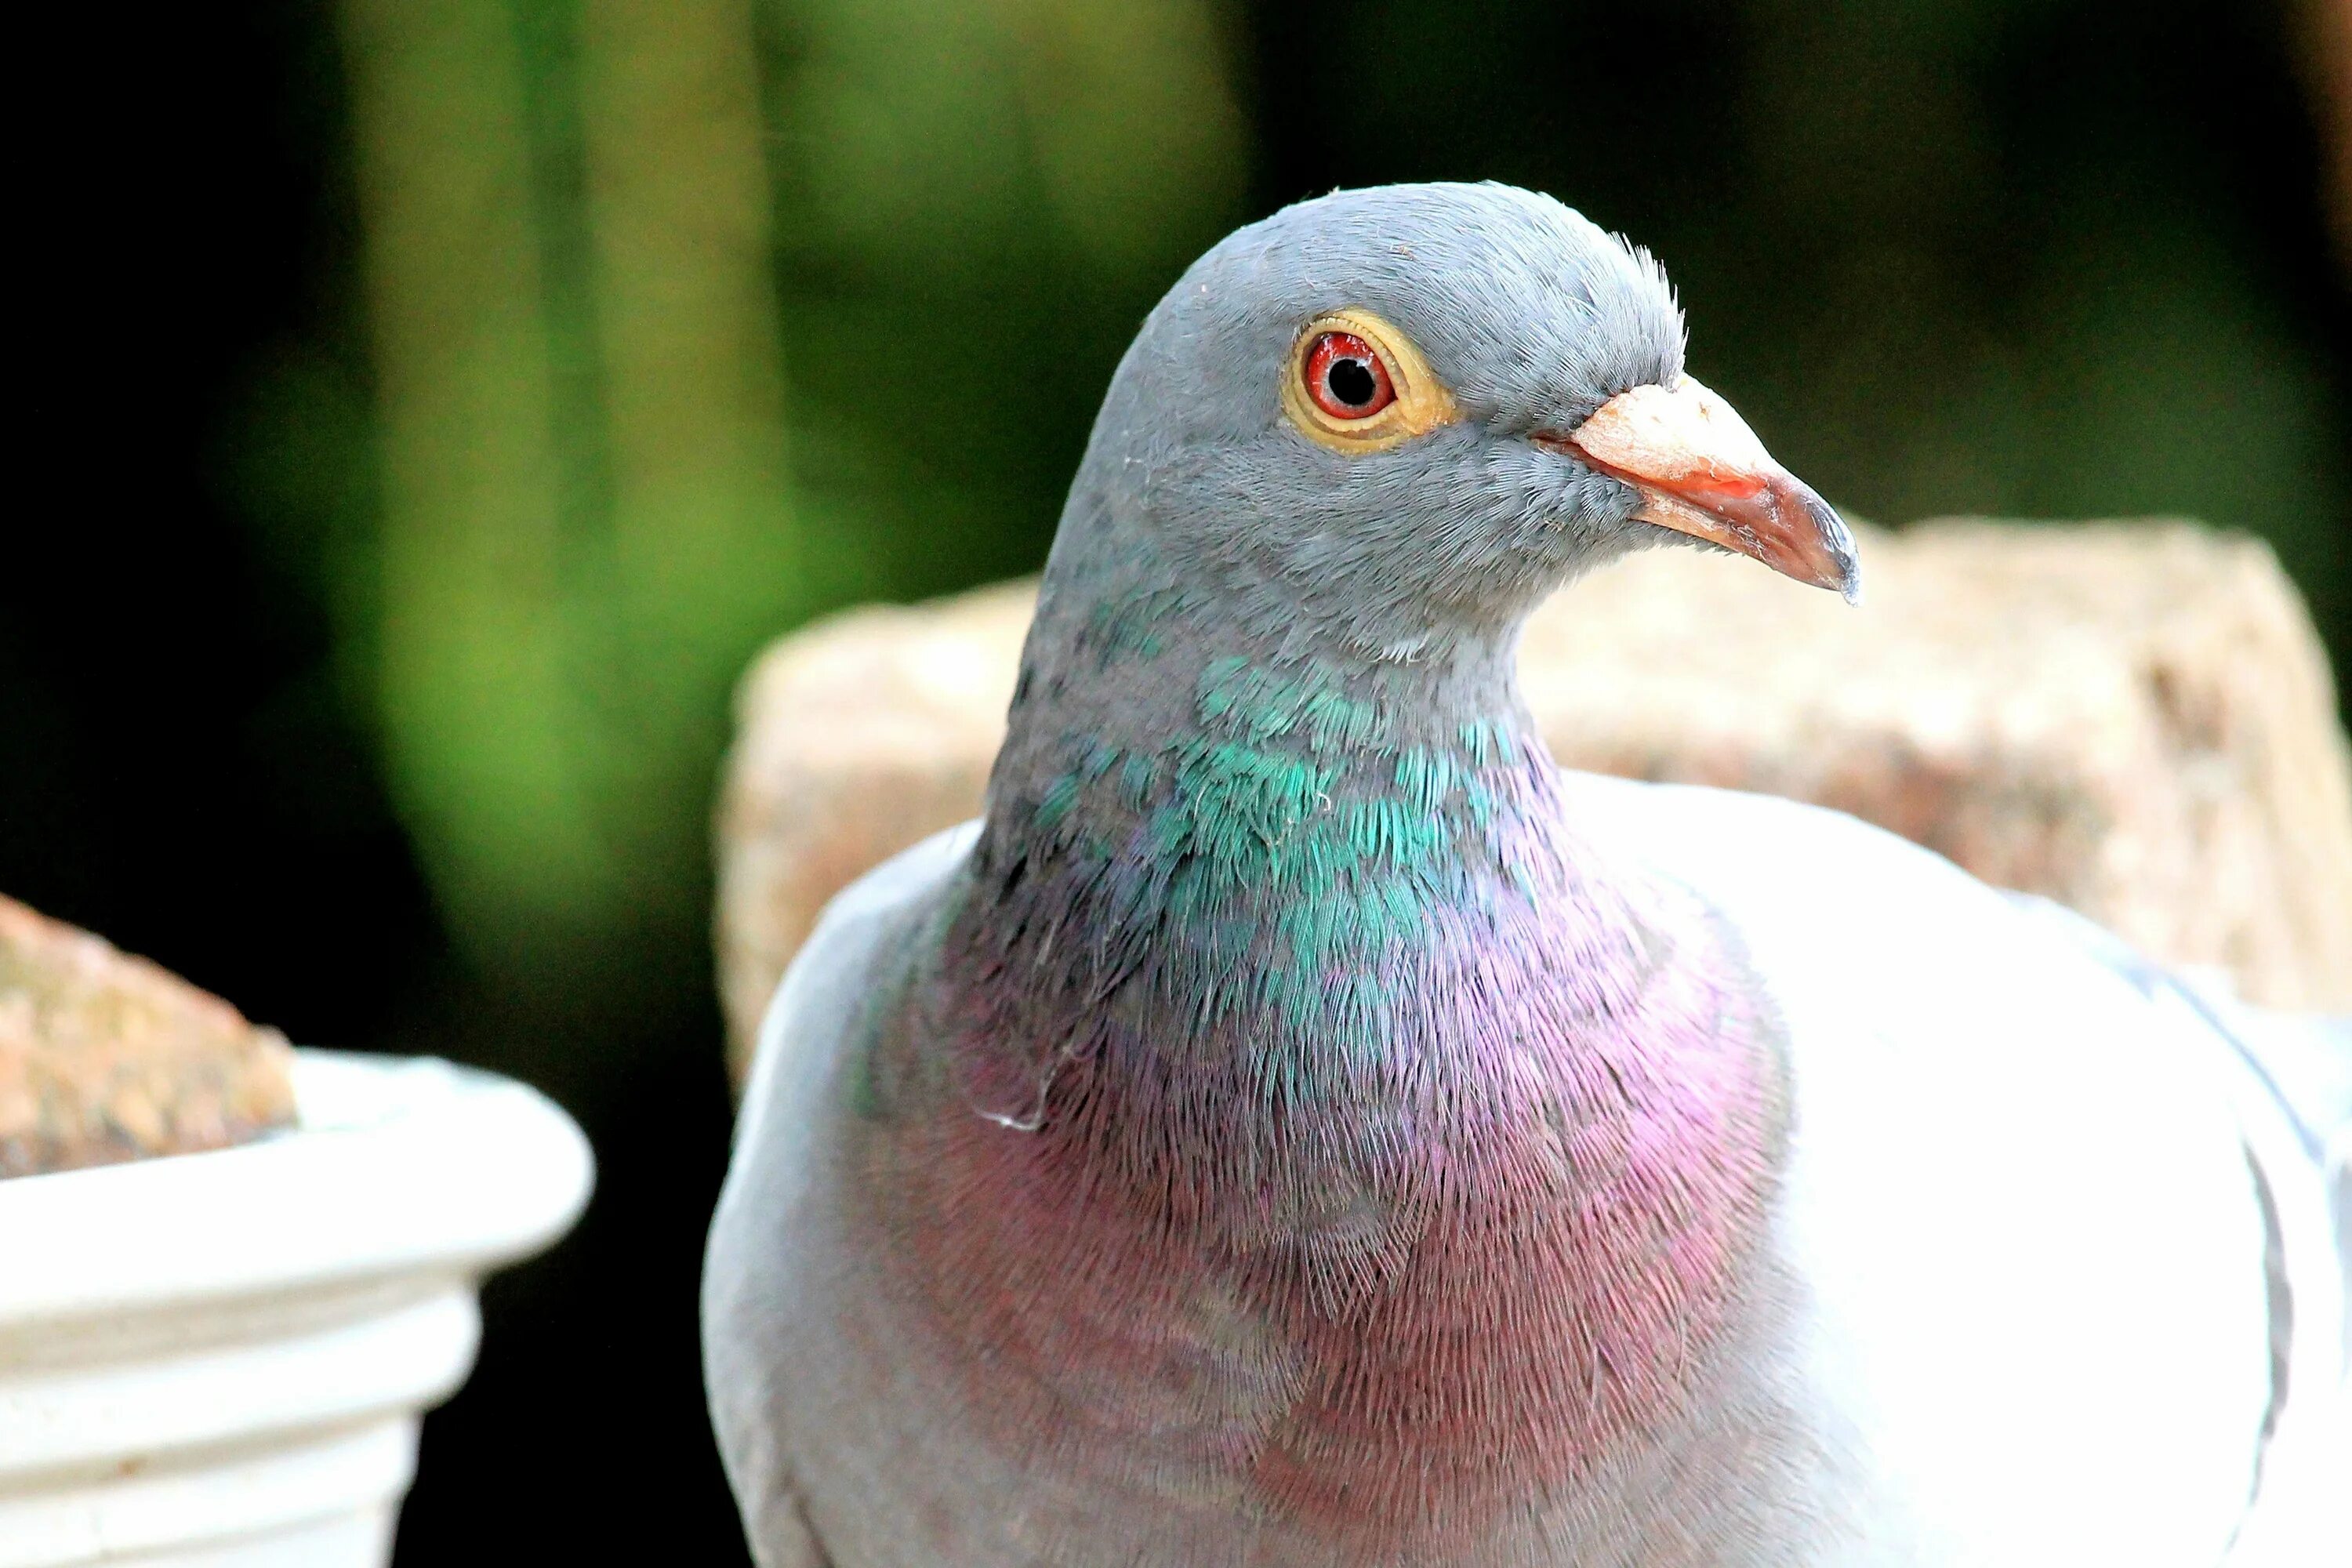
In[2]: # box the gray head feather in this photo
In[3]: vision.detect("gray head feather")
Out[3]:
[1040,182,1690,661]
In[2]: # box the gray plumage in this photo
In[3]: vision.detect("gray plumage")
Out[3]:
[704,183,2350,1566]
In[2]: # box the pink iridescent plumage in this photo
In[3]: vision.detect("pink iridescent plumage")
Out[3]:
[862,717,1798,1552]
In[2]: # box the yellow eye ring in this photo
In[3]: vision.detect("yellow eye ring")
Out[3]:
[1279,308,1459,455]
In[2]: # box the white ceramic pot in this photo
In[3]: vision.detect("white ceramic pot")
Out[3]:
[0,1051,593,1568]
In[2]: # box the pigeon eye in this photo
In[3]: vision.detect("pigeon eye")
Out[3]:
[1280,308,1458,455]
[1304,332,1395,419]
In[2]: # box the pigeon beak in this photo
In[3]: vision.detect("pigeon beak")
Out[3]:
[1541,377,1860,603]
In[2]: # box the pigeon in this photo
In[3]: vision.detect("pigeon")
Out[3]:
[703,181,2349,1566]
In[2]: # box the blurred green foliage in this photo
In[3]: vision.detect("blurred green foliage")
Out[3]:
[228,0,2347,1012]
[765,0,1247,591]
[336,0,802,986]
[323,0,1250,1003]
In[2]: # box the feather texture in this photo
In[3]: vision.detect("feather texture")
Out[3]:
[702,183,2336,1566]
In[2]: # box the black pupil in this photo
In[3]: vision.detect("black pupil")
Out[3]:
[1326,355,1377,408]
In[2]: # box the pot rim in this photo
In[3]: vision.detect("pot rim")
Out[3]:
[0,1051,593,1332]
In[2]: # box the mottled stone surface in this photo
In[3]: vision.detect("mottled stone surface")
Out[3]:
[717,519,2352,1080]
[1,895,298,1177]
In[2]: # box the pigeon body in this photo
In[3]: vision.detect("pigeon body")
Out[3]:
[705,183,2347,1566]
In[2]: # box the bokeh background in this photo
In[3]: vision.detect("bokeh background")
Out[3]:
[9,0,2350,1560]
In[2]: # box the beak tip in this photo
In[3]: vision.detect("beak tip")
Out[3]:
[1567,380,1865,604]
[1793,485,1862,605]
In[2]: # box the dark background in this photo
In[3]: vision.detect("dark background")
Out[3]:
[8,1,2348,1561]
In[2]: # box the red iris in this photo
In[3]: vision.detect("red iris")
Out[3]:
[1303,332,1395,419]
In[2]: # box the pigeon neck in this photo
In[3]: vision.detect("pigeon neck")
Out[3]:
[917,592,1794,1521]
[985,592,1548,882]
[948,590,1679,1118]
[997,579,1540,797]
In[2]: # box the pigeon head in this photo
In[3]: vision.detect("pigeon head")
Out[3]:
[1046,181,1857,660]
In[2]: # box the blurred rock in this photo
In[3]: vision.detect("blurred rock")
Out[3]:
[716,520,2352,1080]
[1,896,298,1177]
